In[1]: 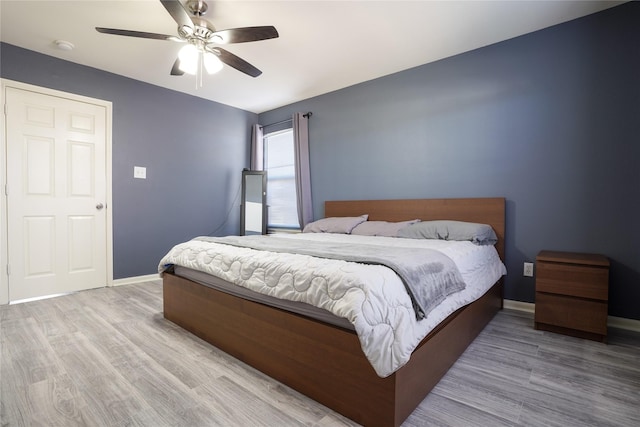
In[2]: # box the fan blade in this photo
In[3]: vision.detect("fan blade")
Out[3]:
[160,0,193,29]
[96,27,181,42]
[170,58,184,76]
[213,48,262,77]
[212,26,279,44]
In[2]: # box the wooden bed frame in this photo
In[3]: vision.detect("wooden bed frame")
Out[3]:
[163,197,505,426]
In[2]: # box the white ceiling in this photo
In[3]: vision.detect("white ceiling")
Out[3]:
[0,1,623,113]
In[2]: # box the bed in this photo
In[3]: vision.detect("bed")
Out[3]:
[161,197,506,426]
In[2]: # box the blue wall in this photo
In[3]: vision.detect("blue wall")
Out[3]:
[1,43,256,279]
[259,3,640,320]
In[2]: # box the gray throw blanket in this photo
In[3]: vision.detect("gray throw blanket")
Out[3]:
[196,235,466,320]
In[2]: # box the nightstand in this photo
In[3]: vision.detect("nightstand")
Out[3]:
[534,250,609,342]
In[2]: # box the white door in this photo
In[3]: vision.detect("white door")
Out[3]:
[6,87,107,301]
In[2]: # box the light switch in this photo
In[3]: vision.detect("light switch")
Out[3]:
[134,166,147,179]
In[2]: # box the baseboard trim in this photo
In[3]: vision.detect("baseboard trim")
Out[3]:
[504,299,640,333]
[112,274,160,287]
[608,316,640,333]
[503,299,535,313]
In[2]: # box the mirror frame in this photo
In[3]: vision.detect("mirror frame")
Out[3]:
[240,169,267,235]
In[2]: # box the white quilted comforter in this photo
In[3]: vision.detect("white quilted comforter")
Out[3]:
[159,233,506,377]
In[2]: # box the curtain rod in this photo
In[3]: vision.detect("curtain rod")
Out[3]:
[260,112,312,129]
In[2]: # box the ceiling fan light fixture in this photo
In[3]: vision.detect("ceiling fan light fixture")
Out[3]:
[203,51,222,74]
[178,43,198,75]
[95,0,277,78]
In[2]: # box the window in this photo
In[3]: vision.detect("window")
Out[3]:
[264,128,299,229]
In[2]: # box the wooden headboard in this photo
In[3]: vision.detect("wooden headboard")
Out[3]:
[324,197,506,260]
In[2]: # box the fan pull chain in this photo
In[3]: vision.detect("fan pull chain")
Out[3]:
[194,51,200,89]
[198,51,203,88]
[189,51,207,89]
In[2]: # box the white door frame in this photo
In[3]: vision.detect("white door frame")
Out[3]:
[1,79,113,304]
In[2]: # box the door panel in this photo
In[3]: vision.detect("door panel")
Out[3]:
[69,141,94,196]
[68,215,95,272]
[7,87,107,301]
[26,136,55,195]
[24,216,56,276]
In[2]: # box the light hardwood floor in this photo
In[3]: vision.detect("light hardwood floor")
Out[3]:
[1,281,639,426]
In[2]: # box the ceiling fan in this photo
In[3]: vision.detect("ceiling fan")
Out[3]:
[96,0,278,78]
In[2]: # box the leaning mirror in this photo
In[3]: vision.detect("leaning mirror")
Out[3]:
[240,170,267,235]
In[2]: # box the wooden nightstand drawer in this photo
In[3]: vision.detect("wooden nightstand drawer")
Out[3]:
[536,262,608,300]
[535,292,608,336]
[534,250,609,342]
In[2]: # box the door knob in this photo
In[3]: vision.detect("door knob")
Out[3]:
[96,203,104,210]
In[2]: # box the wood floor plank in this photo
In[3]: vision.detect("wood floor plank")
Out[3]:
[404,392,518,427]
[433,364,527,423]
[111,318,225,388]
[193,375,309,426]
[527,357,640,424]
[46,331,151,425]
[27,374,92,427]
[24,299,79,339]
[111,355,223,426]
[1,282,639,427]
[453,342,537,385]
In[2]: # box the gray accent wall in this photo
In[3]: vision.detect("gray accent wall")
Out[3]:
[1,43,256,279]
[259,3,640,320]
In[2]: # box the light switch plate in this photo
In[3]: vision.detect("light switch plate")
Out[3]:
[134,166,147,179]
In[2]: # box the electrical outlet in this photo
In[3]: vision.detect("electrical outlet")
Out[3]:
[133,166,147,179]
[523,262,534,277]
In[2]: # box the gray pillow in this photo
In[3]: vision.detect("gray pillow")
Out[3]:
[302,215,368,234]
[397,220,498,245]
[351,219,421,237]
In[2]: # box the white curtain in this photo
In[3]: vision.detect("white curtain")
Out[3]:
[293,112,313,228]
[250,123,263,171]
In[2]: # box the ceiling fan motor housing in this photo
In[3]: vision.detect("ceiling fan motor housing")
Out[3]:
[187,0,208,16]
